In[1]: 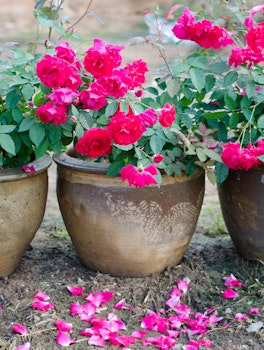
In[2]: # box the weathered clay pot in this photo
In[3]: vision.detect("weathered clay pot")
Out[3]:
[218,167,264,261]
[0,154,51,277]
[53,151,205,277]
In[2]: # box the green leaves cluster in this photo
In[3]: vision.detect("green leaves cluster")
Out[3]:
[0,0,79,168]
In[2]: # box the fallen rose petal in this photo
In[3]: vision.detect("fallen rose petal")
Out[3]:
[33,291,50,301]
[177,279,189,293]
[54,320,73,332]
[222,288,239,299]
[67,286,84,296]
[109,334,136,347]
[224,274,243,288]
[12,323,27,335]
[0,304,3,310]
[16,342,31,350]
[114,298,133,310]
[56,331,76,346]
[85,291,114,307]
[22,165,35,173]
[80,328,94,337]
[31,301,55,311]
[235,313,248,321]
[131,330,147,339]
[70,302,84,316]
[249,307,259,315]
[88,334,106,347]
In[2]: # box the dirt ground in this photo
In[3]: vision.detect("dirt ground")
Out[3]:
[0,1,264,349]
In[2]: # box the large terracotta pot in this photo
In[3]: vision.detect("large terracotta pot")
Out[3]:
[0,154,51,277]
[218,167,264,261]
[53,151,205,277]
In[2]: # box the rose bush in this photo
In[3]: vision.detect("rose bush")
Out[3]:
[139,3,264,183]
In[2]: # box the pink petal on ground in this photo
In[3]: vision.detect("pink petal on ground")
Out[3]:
[222,288,239,299]
[0,304,3,310]
[85,291,114,307]
[70,302,84,316]
[249,307,259,314]
[16,342,31,350]
[31,301,54,311]
[33,291,50,301]
[80,328,94,337]
[56,331,77,346]
[131,330,147,339]
[109,334,136,347]
[67,286,84,296]
[177,279,189,293]
[12,323,27,335]
[114,299,125,309]
[224,274,243,287]
[235,313,248,321]
[189,338,214,347]
[88,334,106,347]
[54,320,73,332]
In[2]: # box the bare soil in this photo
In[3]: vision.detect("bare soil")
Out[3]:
[0,1,264,349]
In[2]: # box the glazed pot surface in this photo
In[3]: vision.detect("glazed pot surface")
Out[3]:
[218,167,264,261]
[54,152,205,277]
[0,154,51,277]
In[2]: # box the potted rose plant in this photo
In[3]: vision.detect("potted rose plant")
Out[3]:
[0,0,91,277]
[32,36,205,277]
[140,3,264,261]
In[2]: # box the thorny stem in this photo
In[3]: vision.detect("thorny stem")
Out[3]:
[148,9,173,77]
[238,103,259,147]
[65,0,94,34]
[171,127,192,148]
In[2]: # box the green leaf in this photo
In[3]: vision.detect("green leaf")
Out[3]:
[0,133,16,155]
[22,84,35,100]
[223,71,238,87]
[203,148,222,162]
[180,113,193,128]
[0,125,16,133]
[254,75,264,85]
[18,118,35,132]
[189,67,205,93]
[257,115,264,129]
[29,123,45,146]
[107,161,124,176]
[197,149,207,162]
[224,94,236,111]
[6,90,20,109]
[105,100,118,118]
[230,113,239,128]
[166,78,179,98]
[150,135,164,154]
[12,108,23,123]
[75,123,85,139]
[203,111,227,119]
[215,162,229,184]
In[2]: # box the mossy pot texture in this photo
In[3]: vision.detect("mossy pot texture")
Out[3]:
[53,151,205,277]
[218,167,264,261]
[0,154,51,277]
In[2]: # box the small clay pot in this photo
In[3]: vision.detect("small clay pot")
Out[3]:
[0,154,51,277]
[218,167,264,261]
[54,151,205,277]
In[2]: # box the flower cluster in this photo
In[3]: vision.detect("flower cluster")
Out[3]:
[221,140,264,170]
[140,3,264,184]
[35,38,179,187]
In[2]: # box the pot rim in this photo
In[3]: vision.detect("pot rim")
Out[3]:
[53,149,205,182]
[0,153,52,182]
[53,149,110,174]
